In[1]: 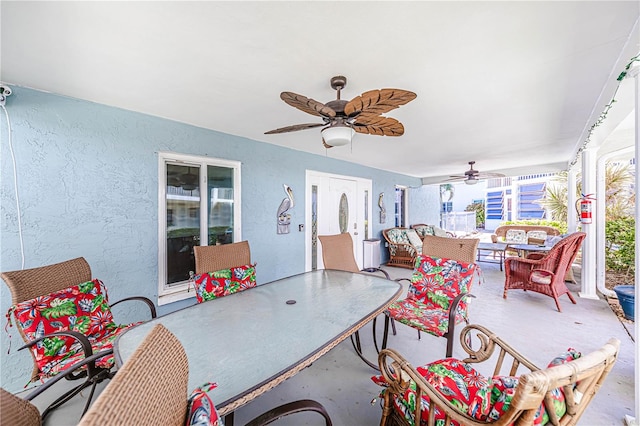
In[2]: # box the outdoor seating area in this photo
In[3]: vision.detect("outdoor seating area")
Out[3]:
[2,3,638,424]
[14,258,634,426]
[382,226,462,268]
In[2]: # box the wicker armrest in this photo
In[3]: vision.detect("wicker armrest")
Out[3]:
[378,348,481,426]
[458,324,540,373]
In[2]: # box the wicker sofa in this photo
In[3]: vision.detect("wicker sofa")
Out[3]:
[492,225,560,244]
[411,224,455,238]
[383,225,457,268]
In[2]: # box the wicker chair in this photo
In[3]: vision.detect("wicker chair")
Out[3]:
[318,233,390,279]
[375,324,620,426]
[504,232,586,312]
[0,388,41,426]
[192,241,256,303]
[379,255,478,358]
[2,257,157,421]
[194,240,252,274]
[78,324,332,426]
[422,234,479,264]
[318,233,391,369]
[382,228,427,269]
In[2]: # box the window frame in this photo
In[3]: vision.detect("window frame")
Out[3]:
[157,151,241,305]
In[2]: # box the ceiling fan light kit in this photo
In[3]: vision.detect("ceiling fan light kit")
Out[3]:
[321,123,354,147]
[265,75,416,148]
[464,177,479,185]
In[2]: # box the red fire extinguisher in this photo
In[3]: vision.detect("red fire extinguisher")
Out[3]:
[576,194,595,224]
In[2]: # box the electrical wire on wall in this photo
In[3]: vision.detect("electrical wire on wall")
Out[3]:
[1,85,25,270]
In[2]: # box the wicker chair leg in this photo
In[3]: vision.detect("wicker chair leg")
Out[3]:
[244,399,332,426]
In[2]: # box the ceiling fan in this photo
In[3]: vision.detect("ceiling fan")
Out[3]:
[444,161,505,185]
[264,76,416,148]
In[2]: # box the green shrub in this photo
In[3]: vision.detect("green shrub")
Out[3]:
[502,219,567,234]
[605,218,635,279]
[465,202,485,229]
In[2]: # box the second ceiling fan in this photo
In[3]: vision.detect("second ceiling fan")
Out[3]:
[264,76,416,148]
[444,161,505,185]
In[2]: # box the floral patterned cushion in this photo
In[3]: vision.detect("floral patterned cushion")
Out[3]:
[486,349,582,424]
[186,382,223,426]
[387,256,475,337]
[386,228,410,245]
[386,299,466,337]
[413,225,435,238]
[194,264,256,303]
[407,255,476,313]
[373,349,582,426]
[505,229,527,244]
[530,269,553,285]
[406,229,424,251]
[7,279,133,381]
[372,358,491,426]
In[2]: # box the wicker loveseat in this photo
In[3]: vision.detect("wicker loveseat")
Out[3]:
[492,225,560,244]
[411,224,455,239]
[383,228,425,268]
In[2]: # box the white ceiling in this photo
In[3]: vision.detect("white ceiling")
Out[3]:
[2,1,638,181]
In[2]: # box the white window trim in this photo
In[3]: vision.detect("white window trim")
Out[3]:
[157,152,241,306]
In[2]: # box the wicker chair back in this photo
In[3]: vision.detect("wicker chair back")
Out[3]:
[422,235,479,265]
[2,257,91,305]
[194,241,252,274]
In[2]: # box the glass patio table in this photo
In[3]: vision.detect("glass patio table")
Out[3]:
[509,243,552,258]
[114,269,401,418]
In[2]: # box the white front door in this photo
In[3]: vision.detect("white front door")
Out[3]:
[305,171,372,271]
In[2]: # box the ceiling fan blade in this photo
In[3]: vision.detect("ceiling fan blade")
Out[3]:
[440,176,467,182]
[477,172,506,178]
[344,89,417,117]
[264,123,325,134]
[280,92,336,118]
[353,115,404,136]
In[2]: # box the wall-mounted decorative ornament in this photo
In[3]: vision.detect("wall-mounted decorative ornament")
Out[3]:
[277,184,294,234]
[378,193,386,224]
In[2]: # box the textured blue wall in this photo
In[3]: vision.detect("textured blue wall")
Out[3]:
[0,87,435,392]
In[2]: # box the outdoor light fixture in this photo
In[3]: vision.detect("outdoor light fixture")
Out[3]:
[464,177,479,185]
[321,123,354,147]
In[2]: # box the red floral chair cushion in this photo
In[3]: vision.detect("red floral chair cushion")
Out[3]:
[373,349,582,426]
[193,263,256,303]
[186,382,223,426]
[385,299,466,337]
[7,279,134,381]
[387,255,477,336]
[372,358,490,426]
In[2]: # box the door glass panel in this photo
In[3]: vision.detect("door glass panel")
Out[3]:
[312,185,318,270]
[339,193,349,233]
[166,164,201,285]
[364,190,369,239]
[207,165,234,245]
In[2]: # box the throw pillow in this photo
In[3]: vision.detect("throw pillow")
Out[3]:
[194,263,256,303]
[186,382,223,426]
[8,279,118,374]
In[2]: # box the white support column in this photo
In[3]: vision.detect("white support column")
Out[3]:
[627,64,639,426]
[595,154,609,297]
[567,167,578,233]
[579,147,598,299]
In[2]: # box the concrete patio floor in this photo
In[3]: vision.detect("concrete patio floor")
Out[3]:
[27,260,636,425]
